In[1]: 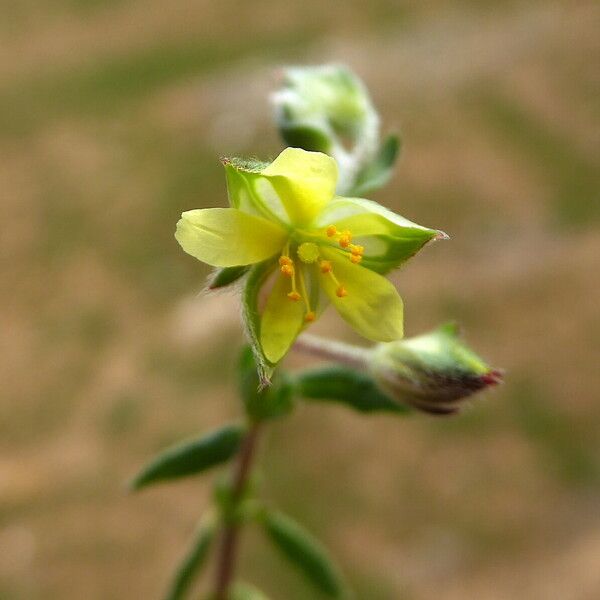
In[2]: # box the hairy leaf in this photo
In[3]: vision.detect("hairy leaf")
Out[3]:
[295,366,410,414]
[262,510,348,598]
[165,514,217,600]
[230,582,272,600]
[130,424,245,490]
[351,135,401,196]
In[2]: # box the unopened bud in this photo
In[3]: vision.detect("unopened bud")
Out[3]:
[272,64,380,193]
[369,323,502,415]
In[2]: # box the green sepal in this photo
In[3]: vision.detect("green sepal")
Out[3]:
[350,134,401,196]
[295,365,411,415]
[208,266,250,290]
[261,510,350,598]
[164,513,217,600]
[130,424,245,490]
[242,261,276,384]
[238,346,294,422]
[279,123,333,154]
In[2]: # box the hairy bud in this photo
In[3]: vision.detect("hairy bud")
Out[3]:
[272,64,382,194]
[369,323,502,415]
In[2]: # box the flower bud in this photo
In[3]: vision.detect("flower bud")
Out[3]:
[272,64,380,191]
[369,323,502,415]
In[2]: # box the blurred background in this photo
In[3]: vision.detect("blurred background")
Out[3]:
[1,1,599,598]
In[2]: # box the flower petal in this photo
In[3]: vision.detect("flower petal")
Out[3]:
[260,272,306,363]
[319,247,403,342]
[316,197,444,273]
[262,148,338,225]
[175,208,287,267]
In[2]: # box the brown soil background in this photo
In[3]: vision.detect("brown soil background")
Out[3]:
[1,1,599,598]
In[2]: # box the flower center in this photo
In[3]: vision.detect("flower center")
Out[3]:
[297,242,320,264]
[277,226,365,318]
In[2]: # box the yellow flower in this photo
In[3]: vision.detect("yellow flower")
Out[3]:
[175,148,445,369]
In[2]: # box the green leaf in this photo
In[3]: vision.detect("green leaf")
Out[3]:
[295,366,410,415]
[262,510,349,598]
[229,582,271,600]
[208,265,250,290]
[164,514,217,600]
[279,123,333,154]
[242,261,276,384]
[238,346,294,421]
[130,424,245,490]
[350,134,401,196]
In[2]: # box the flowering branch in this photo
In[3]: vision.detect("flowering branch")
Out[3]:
[129,64,502,600]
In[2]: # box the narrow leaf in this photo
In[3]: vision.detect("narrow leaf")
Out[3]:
[208,265,250,290]
[230,582,271,600]
[351,134,401,196]
[165,514,217,600]
[295,366,410,415]
[262,510,348,598]
[130,424,245,490]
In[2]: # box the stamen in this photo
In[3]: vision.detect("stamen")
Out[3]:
[338,232,352,249]
[280,264,294,277]
[319,260,333,274]
[281,255,301,302]
[321,262,348,299]
[326,225,337,237]
[297,265,313,319]
[350,244,364,256]
[350,254,362,264]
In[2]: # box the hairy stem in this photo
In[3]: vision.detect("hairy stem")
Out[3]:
[213,423,261,599]
[293,333,370,369]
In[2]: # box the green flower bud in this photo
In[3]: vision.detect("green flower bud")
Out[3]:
[272,64,381,193]
[369,323,502,415]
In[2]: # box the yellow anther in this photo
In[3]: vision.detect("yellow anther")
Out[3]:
[279,256,292,266]
[326,225,337,237]
[336,286,348,298]
[280,264,294,277]
[339,230,352,248]
[320,260,333,274]
[350,254,362,264]
[304,311,316,322]
[287,291,301,301]
[350,244,364,255]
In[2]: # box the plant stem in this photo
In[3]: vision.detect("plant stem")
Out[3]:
[293,333,370,369]
[213,423,261,600]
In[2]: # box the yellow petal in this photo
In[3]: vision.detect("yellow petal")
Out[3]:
[316,196,443,273]
[175,208,287,267]
[260,272,306,363]
[262,148,338,225]
[319,247,403,341]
